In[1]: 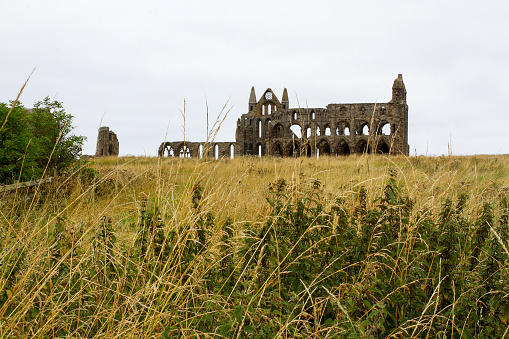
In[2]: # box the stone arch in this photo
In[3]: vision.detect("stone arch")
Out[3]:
[335,140,350,156]
[273,142,283,157]
[337,121,350,136]
[290,123,302,138]
[380,121,390,135]
[376,140,390,154]
[178,144,191,158]
[317,139,331,156]
[323,124,331,136]
[273,123,284,138]
[287,140,300,157]
[305,126,312,138]
[359,122,370,135]
[164,144,175,157]
[357,139,371,154]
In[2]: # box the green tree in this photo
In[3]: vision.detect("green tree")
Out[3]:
[0,97,85,184]
[0,102,41,183]
[29,97,85,171]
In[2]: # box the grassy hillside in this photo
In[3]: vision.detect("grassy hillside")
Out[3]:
[1,154,509,338]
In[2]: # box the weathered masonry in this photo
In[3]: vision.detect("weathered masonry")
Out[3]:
[157,141,234,159]
[158,74,408,158]
[95,126,119,157]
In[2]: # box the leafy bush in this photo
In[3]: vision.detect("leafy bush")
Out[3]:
[0,97,85,184]
[1,156,509,338]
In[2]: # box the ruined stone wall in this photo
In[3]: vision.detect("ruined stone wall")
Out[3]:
[95,126,119,157]
[158,141,236,159]
[236,74,409,157]
[158,74,408,158]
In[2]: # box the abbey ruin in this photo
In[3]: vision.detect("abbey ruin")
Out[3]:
[95,126,119,157]
[158,74,408,158]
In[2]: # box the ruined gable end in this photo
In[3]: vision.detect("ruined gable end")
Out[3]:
[96,126,119,157]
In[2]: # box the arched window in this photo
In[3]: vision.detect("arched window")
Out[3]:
[306,128,311,138]
[362,125,369,135]
[215,144,219,159]
[275,124,284,138]
[325,127,331,136]
[199,144,203,158]
[267,105,271,115]
[293,112,298,120]
[230,144,235,159]
[316,126,321,136]
[312,111,316,120]
[344,127,350,136]
[165,146,175,157]
[259,120,262,138]
[381,123,390,135]
[290,124,302,138]
[179,145,191,158]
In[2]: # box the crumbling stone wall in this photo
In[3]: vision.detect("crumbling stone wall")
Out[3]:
[158,141,235,159]
[158,74,409,158]
[95,126,119,157]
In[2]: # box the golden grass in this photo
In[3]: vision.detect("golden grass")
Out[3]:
[1,153,509,337]
[79,154,509,226]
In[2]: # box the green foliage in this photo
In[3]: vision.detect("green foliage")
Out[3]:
[0,97,85,184]
[30,97,85,171]
[2,166,509,337]
[0,102,41,183]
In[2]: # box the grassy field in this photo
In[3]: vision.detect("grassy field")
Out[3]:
[1,154,509,338]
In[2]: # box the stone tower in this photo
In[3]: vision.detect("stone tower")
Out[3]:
[95,126,119,157]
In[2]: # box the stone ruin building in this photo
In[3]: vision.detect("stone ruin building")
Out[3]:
[95,126,119,157]
[158,74,408,158]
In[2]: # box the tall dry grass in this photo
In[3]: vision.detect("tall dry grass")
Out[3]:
[1,154,508,337]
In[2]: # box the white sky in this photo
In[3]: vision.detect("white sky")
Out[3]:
[1,0,508,156]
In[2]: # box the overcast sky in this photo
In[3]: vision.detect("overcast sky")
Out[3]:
[1,0,508,156]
